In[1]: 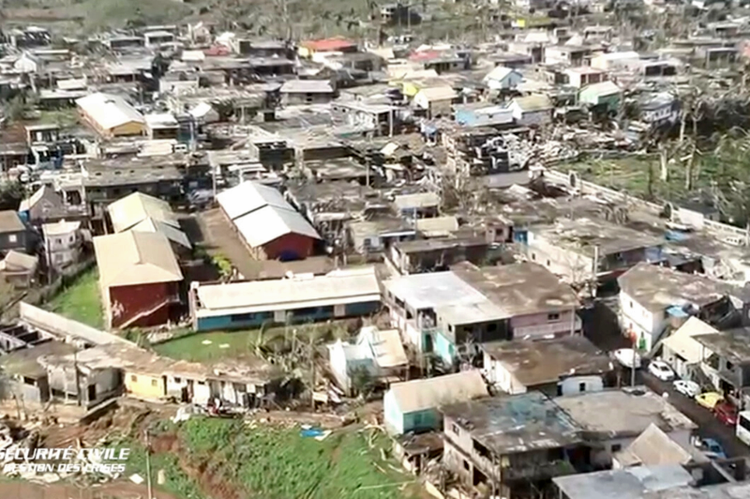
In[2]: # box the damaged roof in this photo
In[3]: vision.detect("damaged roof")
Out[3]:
[618,263,740,313]
[693,327,750,364]
[553,465,693,499]
[453,262,578,316]
[482,336,613,388]
[442,391,582,455]
[555,386,697,440]
[388,370,488,414]
[531,218,664,257]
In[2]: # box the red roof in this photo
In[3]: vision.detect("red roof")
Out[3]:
[409,50,442,61]
[203,45,230,56]
[301,37,357,52]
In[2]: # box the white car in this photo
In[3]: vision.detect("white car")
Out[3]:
[614,348,642,369]
[673,380,701,398]
[648,360,675,381]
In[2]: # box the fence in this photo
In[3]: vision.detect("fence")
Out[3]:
[545,168,748,241]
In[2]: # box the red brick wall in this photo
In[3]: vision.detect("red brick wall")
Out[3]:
[263,233,316,261]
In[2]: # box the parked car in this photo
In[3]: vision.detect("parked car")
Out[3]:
[714,401,738,426]
[614,348,642,369]
[648,360,675,381]
[693,437,727,460]
[695,392,724,410]
[673,380,701,398]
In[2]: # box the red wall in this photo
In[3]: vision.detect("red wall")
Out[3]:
[109,281,178,328]
[263,233,316,260]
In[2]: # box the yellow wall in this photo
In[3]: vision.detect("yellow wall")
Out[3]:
[111,121,146,137]
[298,46,312,58]
[125,371,165,400]
[402,81,421,98]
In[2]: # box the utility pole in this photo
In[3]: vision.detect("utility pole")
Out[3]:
[145,429,153,499]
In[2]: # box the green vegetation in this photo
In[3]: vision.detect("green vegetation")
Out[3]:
[45,268,103,328]
[80,0,191,31]
[119,438,206,499]
[38,109,79,128]
[176,418,417,499]
[154,322,351,363]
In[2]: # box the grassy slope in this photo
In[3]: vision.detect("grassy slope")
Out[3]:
[45,268,104,329]
[178,418,417,499]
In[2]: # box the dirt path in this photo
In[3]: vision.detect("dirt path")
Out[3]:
[0,480,181,499]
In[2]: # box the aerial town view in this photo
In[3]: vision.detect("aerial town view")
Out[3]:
[2,0,750,497]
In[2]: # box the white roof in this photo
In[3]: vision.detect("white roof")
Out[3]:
[596,50,640,61]
[384,271,489,310]
[216,181,290,220]
[416,86,457,102]
[188,102,216,120]
[194,267,380,316]
[662,317,718,364]
[234,205,319,248]
[357,327,408,368]
[130,217,192,249]
[484,66,519,82]
[280,80,334,94]
[388,370,488,414]
[108,192,179,233]
[581,80,621,97]
[145,113,178,127]
[393,192,440,210]
[42,220,81,237]
[75,92,145,131]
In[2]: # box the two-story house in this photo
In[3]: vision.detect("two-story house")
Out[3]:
[383,262,581,366]
[692,328,750,407]
[42,220,83,271]
[526,218,665,286]
[443,392,584,498]
[383,271,509,365]
[618,263,747,352]
[454,262,581,340]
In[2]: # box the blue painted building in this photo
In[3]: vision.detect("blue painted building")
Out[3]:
[190,267,382,332]
[454,103,514,128]
[383,370,489,435]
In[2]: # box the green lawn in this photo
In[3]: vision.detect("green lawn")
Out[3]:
[154,323,350,363]
[45,268,104,329]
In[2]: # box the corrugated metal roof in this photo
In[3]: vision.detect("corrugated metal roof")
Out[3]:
[195,266,380,312]
[93,231,182,288]
[130,218,192,249]
[280,79,335,94]
[108,192,179,233]
[234,205,319,248]
[75,92,145,131]
[216,181,290,221]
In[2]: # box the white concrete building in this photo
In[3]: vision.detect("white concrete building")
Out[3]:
[42,220,82,271]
